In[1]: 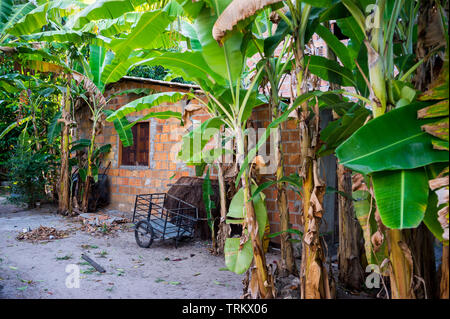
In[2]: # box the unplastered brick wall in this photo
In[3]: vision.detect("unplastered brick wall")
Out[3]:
[248,105,303,239]
[77,78,209,214]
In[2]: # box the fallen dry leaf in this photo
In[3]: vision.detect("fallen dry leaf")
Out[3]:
[16,226,69,242]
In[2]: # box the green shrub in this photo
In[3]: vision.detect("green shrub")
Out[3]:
[6,129,48,208]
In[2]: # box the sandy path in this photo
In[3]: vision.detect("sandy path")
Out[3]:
[0,198,250,299]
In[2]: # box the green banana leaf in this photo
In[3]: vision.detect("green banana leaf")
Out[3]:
[0,116,32,140]
[227,186,267,240]
[8,1,82,36]
[108,10,173,62]
[263,16,290,57]
[202,168,216,232]
[70,139,91,153]
[105,91,188,122]
[315,24,353,69]
[7,2,48,36]
[67,0,148,29]
[125,111,182,130]
[305,55,356,87]
[21,30,108,47]
[103,109,133,147]
[224,238,253,275]
[336,101,449,175]
[47,111,62,144]
[225,184,268,274]
[100,51,144,87]
[194,2,244,85]
[319,1,351,22]
[335,16,364,60]
[139,50,224,86]
[0,1,35,37]
[301,0,332,7]
[92,143,112,161]
[108,88,153,99]
[318,103,370,157]
[0,0,14,28]
[372,168,429,229]
[79,12,142,37]
[251,173,303,200]
[89,45,107,91]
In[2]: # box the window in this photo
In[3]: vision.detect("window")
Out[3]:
[121,122,149,166]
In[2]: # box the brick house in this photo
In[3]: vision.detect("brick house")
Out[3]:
[77,76,206,212]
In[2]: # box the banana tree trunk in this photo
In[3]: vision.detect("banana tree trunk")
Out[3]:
[337,164,364,290]
[405,224,437,298]
[297,89,331,299]
[216,162,230,254]
[57,81,71,215]
[273,107,296,276]
[388,229,415,299]
[277,161,296,276]
[216,128,231,254]
[81,176,92,213]
[236,128,273,299]
[298,125,331,299]
[294,42,331,299]
[81,117,97,213]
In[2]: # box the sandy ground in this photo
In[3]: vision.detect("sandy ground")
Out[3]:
[0,197,262,299]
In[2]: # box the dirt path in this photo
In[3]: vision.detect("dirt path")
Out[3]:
[0,198,249,299]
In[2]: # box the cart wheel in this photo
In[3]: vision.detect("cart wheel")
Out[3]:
[135,220,154,248]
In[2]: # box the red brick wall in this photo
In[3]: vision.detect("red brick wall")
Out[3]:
[77,79,209,213]
[249,106,303,238]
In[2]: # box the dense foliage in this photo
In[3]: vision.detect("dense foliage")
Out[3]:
[0,0,448,299]
[6,129,50,208]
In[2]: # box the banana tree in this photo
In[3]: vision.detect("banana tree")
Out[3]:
[78,90,107,212]
[0,0,36,44]
[213,0,341,298]
[109,0,276,298]
[1,0,99,214]
[209,3,300,275]
[244,9,299,277]
[328,0,449,298]
[9,0,181,213]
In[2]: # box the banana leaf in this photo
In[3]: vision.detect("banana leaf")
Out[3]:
[103,109,133,147]
[336,101,449,175]
[372,167,429,229]
[105,92,188,121]
[224,238,253,275]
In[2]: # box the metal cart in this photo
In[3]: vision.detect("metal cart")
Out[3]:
[132,193,199,248]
